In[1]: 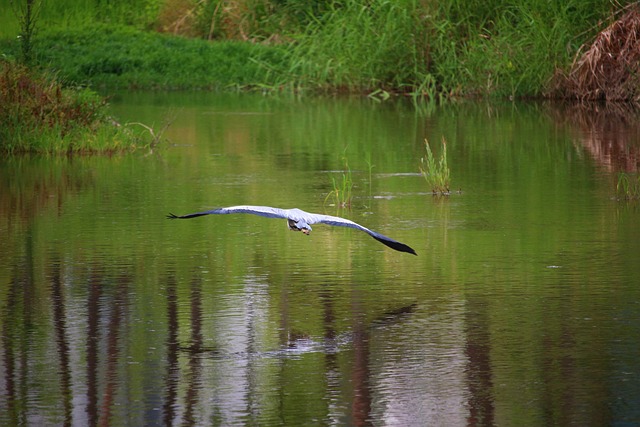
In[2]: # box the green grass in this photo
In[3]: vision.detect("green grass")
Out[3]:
[420,138,450,196]
[0,0,160,37]
[281,0,433,96]
[0,24,288,90]
[271,0,624,97]
[0,60,149,153]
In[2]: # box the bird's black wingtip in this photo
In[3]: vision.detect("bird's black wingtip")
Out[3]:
[371,235,417,255]
[166,211,212,219]
[402,245,418,256]
[386,239,417,255]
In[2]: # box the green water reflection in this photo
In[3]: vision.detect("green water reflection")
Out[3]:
[1,94,640,425]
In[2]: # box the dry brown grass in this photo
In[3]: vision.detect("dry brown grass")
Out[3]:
[155,0,260,40]
[156,0,201,37]
[551,4,640,102]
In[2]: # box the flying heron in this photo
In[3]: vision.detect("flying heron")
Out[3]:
[167,205,417,255]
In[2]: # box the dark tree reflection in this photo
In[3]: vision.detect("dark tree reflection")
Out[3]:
[49,255,72,427]
[163,271,179,426]
[464,296,496,427]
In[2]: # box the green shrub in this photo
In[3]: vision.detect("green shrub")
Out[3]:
[0,60,143,153]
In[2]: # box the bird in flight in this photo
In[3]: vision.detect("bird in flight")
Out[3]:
[167,205,417,255]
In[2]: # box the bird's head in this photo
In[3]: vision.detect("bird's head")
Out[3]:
[297,221,312,235]
[288,219,312,235]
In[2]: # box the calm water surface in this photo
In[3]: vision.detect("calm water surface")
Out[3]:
[1,93,640,426]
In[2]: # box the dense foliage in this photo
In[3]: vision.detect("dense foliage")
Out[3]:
[0,0,636,97]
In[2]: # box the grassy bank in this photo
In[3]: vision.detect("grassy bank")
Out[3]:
[0,0,635,97]
[0,24,287,90]
[0,61,149,154]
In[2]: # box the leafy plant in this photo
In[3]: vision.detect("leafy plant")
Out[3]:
[420,137,450,196]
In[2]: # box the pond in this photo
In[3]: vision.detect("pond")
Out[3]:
[1,93,640,426]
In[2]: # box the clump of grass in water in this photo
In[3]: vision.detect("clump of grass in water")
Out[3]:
[617,173,640,200]
[420,138,450,196]
[325,159,353,208]
[365,153,374,201]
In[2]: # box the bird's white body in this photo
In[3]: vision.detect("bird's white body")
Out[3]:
[167,205,416,255]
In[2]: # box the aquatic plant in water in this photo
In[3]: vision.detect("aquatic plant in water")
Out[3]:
[617,173,640,200]
[365,153,374,200]
[325,158,353,208]
[420,137,450,196]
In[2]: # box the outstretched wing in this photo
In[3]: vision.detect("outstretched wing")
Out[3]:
[167,205,417,255]
[312,213,417,255]
[167,205,290,220]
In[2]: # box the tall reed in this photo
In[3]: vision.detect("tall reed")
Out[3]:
[429,0,621,97]
[282,0,432,95]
